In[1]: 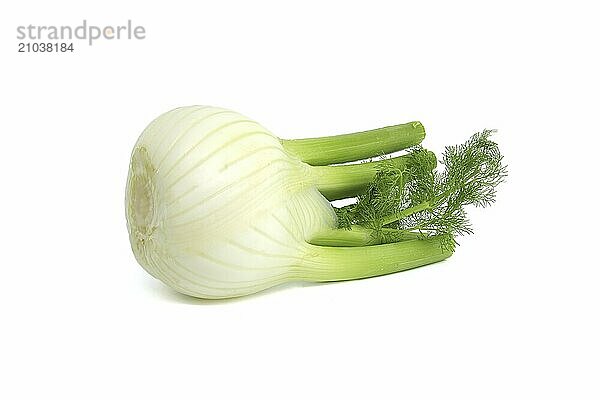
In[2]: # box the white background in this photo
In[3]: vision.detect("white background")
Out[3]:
[1,1,598,399]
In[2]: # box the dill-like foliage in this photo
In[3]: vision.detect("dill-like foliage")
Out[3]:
[335,130,507,249]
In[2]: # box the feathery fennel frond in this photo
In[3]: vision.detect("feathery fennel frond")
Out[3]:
[335,130,507,248]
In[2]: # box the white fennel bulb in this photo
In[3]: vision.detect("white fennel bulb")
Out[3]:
[126,106,452,299]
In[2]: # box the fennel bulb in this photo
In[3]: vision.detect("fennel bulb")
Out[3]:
[126,106,505,299]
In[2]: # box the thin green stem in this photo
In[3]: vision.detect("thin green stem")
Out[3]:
[298,235,453,282]
[379,201,431,226]
[282,121,425,165]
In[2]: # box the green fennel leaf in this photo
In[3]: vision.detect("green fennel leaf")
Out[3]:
[334,130,507,248]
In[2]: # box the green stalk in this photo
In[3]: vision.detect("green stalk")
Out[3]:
[299,236,452,282]
[309,226,380,247]
[311,155,410,201]
[311,151,437,201]
[282,122,425,165]
[309,227,423,247]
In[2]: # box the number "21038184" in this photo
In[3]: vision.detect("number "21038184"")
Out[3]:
[18,42,74,53]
